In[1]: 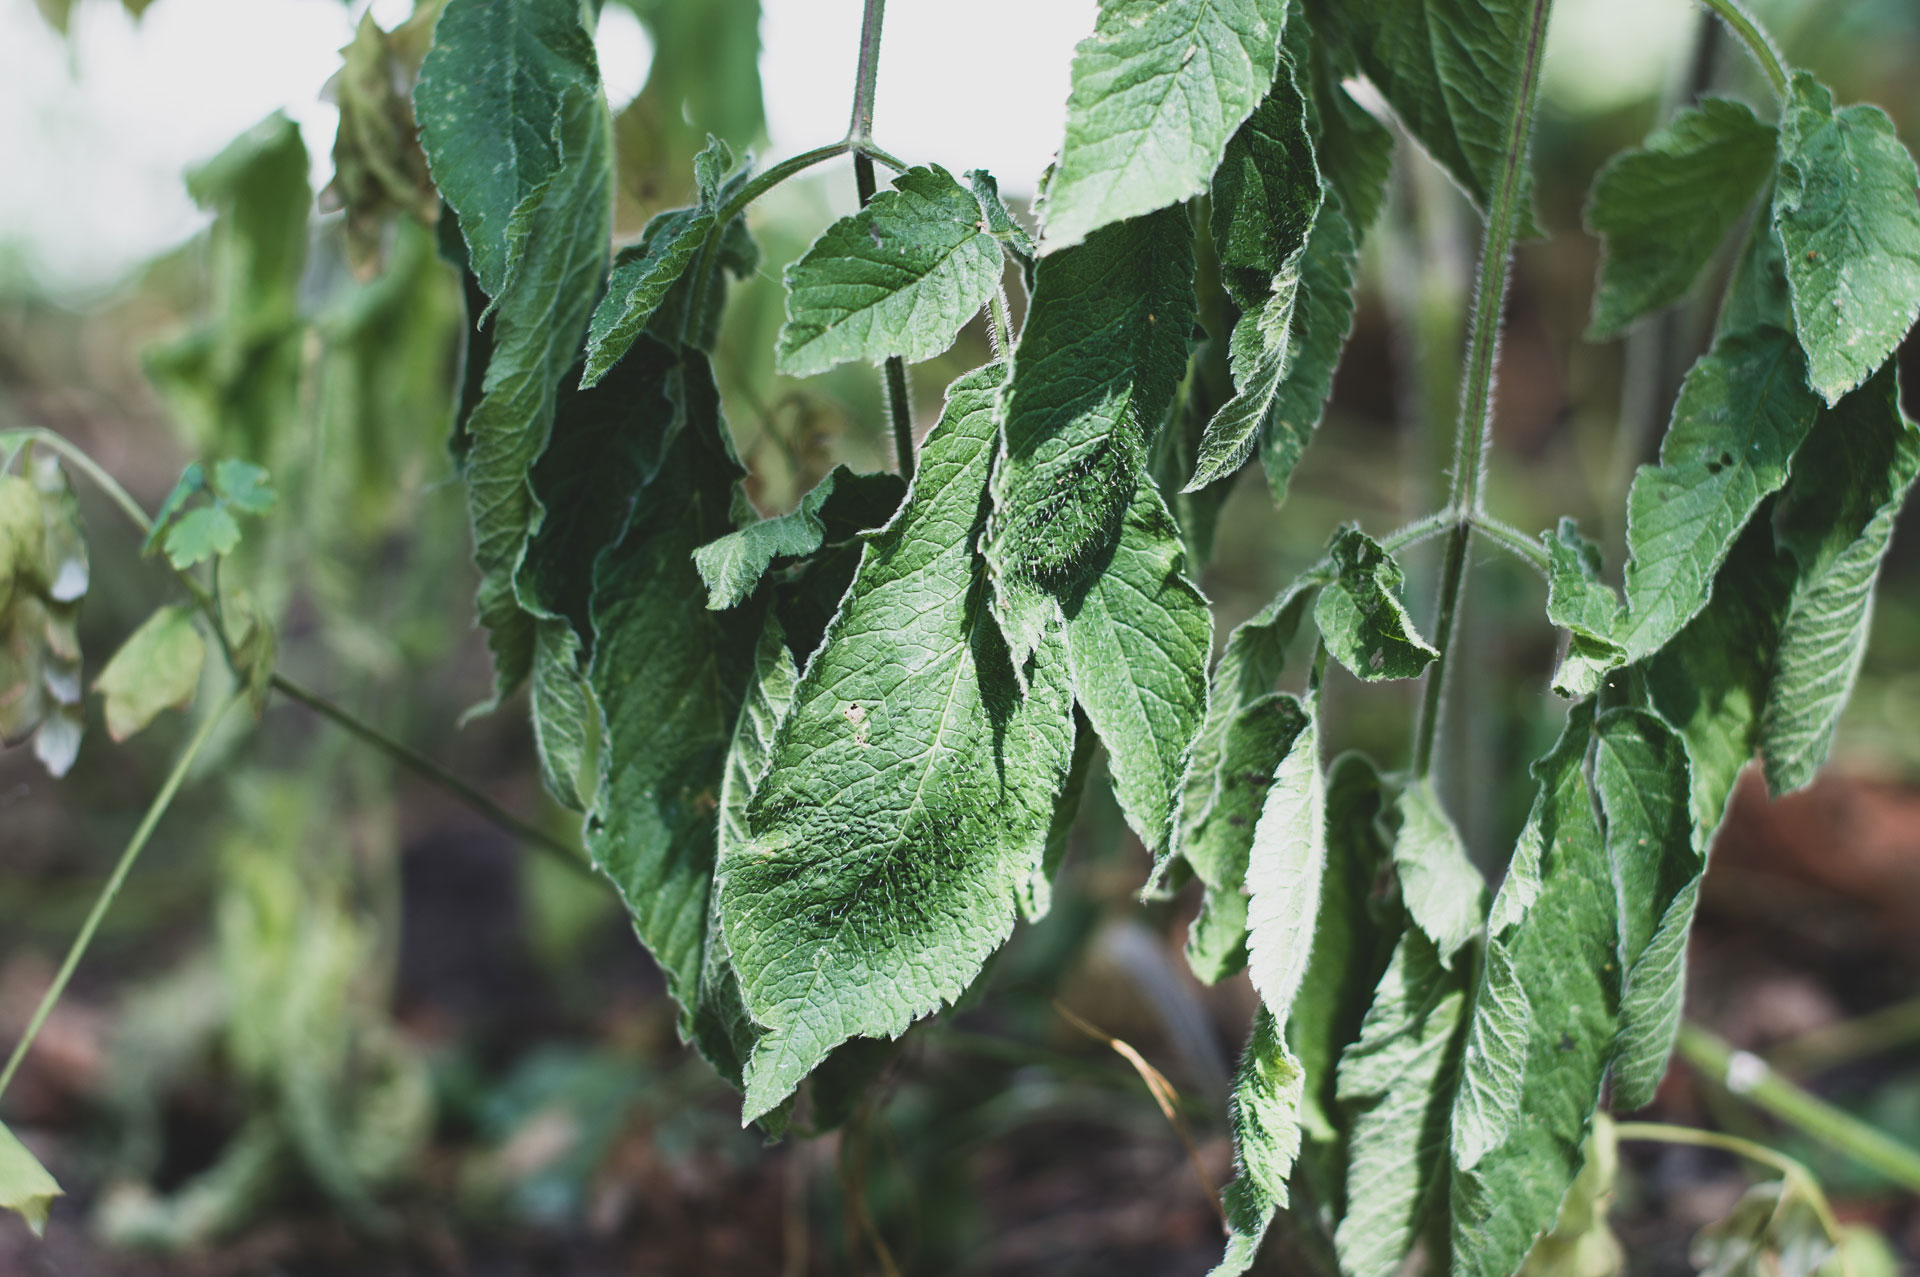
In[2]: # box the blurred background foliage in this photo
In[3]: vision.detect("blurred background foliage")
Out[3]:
[2,0,1920,1272]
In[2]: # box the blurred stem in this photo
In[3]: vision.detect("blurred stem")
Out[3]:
[1613,1121,1843,1242]
[0,692,239,1101]
[1695,0,1789,97]
[1411,0,1557,779]
[1766,994,1920,1077]
[1676,1022,1920,1192]
[15,427,587,876]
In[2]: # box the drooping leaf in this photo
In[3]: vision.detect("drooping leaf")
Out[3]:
[612,0,765,213]
[94,607,207,743]
[322,8,441,276]
[1333,932,1471,1277]
[1773,74,1920,405]
[1043,0,1289,252]
[1391,778,1486,967]
[162,507,242,570]
[1451,701,1621,1277]
[1245,687,1323,1018]
[0,1121,61,1237]
[1691,1177,1839,1277]
[720,366,1076,1123]
[1542,519,1625,701]
[1212,1006,1306,1277]
[1518,1115,1626,1277]
[1615,325,1822,664]
[1585,99,1777,340]
[1299,13,1394,236]
[1760,363,1920,792]
[1592,707,1698,1111]
[1261,199,1362,501]
[1313,526,1438,681]
[1059,478,1212,859]
[967,169,1037,264]
[776,165,1005,377]
[693,466,907,611]
[0,452,88,777]
[583,138,747,386]
[1024,710,1101,922]
[984,207,1196,667]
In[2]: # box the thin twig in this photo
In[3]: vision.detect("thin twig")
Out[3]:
[1695,0,1789,97]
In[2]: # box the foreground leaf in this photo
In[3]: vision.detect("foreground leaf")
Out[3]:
[1245,688,1323,1018]
[1261,199,1362,501]
[1213,1006,1306,1276]
[1542,519,1625,700]
[1391,779,1486,967]
[1585,99,1776,339]
[94,606,206,742]
[693,466,907,611]
[1313,527,1438,681]
[0,1121,61,1236]
[776,165,1005,377]
[721,366,1076,1123]
[1043,0,1288,251]
[1773,74,1920,405]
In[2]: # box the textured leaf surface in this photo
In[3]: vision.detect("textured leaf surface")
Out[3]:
[0,1121,60,1237]
[1585,99,1776,339]
[721,367,1076,1122]
[1542,518,1625,700]
[777,165,1004,376]
[1061,479,1212,859]
[1334,932,1470,1277]
[1314,527,1438,681]
[1212,1006,1305,1276]
[1616,326,1822,664]
[1761,363,1920,791]
[1451,702,1620,1277]
[985,208,1195,666]
[1245,689,1323,1018]
[1392,779,1486,966]
[693,466,907,611]
[583,138,745,386]
[0,453,86,776]
[1774,74,1920,405]
[1043,0,1288,251]
[94,606,205,742]
[1261,200,1361,500]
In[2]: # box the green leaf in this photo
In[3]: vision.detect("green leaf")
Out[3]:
[1025,710,1101,921]
[1542,519,1626,700]
[0,475,45,614]
[211,459,275,515]
[1313,526,1438,681]
[582,138,745,386]
[143,463,206,557]
[94,606,206,742]
[984,207,1196,667]
[1060,478,1212,859]
[1320,0,1540,231]
[1615,325,1823,664]
[417,0,614,707]
[1261,198,1362,501]
[693,466,907,611]
[719,366,1077,1123]
[1774,74,1920,405]
[1299,14,1394,236]
[162,506,242,570]
[776,165,1005,377]
[0,452,87,777]
[1043,0,1289,251]
[0,1121,61,1237]
[1245,687,1323,1018]
[967,169,1036,263]
[1585,99,1777,340]
[1761,363,1920,792]
[1212,1006,1306,1276]
[1692,1178,1838,1277]
[1519,1115,1625,1277]
[1450,702,1621,1277]
[1333,932,1471,1277]
[322,8,440,276]
[1592,707,1698,1111]
[1391,779,1487,967]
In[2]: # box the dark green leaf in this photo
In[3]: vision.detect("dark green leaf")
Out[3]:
[1261,199,1363,502]
[1213,1006,1305,1276]
[1542,518,1625,700]
[693,466,907,611]
[1313,526,1438,681]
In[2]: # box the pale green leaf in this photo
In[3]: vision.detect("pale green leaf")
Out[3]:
[0,453,86,777]
[1313,526,1438,681]
[1585,99,1776,340]
[720,366,1077,1123]
[1060,478,1212,859]
[1774,74,1920,405]
[1211,1006,1305,1276]
[94,606,206,742]
[1261,199,1363,501]
[776,165,1004,377]
[211,458,275,515]
[1519,1116,1626,1277]
[1043,0,1288,251]
[163,506,242,570]
[582,138,745,386]
[1333,932,1471,1277]
[1692,1178,1837,1277]
[1245,688,1323,1018]
[0,475,44,614]
[1451,701,1621,1277]
[693,466,907,611]
[0,1121,61,1237]
[984,207,1195,667]
[1542,518,1625,700]
[1391,778,1487,966]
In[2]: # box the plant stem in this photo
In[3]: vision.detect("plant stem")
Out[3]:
[0,692,238,1100]
[1695,0,1789,97]
[1676,1022,1920,1192]
[1766,994,1920,1077]
[845,0,915,483]
[18,427,585,876]
[846,0,887,147]
[1613,1121,1844,1242]
[1411,0,1556,780]
[1468,512,1550,575]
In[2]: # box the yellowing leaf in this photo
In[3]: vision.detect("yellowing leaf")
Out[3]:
[0,1121,61,1237]
[95,606,207,742]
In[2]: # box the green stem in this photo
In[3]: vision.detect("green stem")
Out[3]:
[1468,512,1550,575]
[1411,0,1557,779]
[1695,0,1790,97]
[0,692,239,1100]
[1382,509,1454,556]
[845,0,915,483]
[1613,1121,1844,1241]
[1676,1022,1920,1193]
[846,0,888,147]
[19,427,585,876]
[1766,995,1920,1077]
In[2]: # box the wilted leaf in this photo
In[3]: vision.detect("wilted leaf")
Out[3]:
[95,606,207,742]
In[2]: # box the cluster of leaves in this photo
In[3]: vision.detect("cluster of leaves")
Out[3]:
[402,0,1920,1271]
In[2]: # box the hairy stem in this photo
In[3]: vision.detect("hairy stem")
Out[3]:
[846,0,887,147]
[16,427,584,874]
[846,0,915,482]
[0,692,239,1099]
[1468,512,1550,574]
[1411,0,1557,779]
[1695,0,1789,97]
[1677,1022,1920,1193]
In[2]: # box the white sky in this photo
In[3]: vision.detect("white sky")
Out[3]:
[0,0,1685,300]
